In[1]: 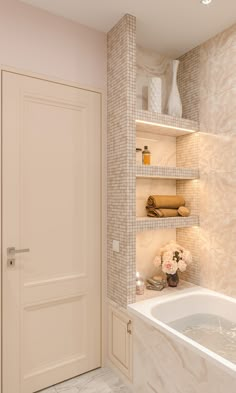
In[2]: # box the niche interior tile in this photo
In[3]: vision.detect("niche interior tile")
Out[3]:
[136,229,176,279]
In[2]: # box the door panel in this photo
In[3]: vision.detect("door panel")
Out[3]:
[23,296,87,376]
[2,71,101,393]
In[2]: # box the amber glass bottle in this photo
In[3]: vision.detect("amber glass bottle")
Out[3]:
[142,146,151,165]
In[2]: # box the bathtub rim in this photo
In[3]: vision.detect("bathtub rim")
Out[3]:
[128,286,236,378]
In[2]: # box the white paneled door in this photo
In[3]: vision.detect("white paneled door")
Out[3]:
[2,71,101,393]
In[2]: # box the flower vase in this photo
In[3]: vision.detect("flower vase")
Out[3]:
[167,60,182,118]
[166,272,179,287]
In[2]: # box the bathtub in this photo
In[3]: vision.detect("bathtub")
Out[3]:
[128,286,236,377]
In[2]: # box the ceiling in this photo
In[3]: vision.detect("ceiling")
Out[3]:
[20,0,236,57]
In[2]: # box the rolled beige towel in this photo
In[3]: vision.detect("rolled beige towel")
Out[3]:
[147,195,185,209]
[178,206,190,217]
[159,209,179,217]
[146,207,162,217]
[147,208,179,218]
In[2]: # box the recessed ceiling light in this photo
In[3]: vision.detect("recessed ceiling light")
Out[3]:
[200,0,212,5]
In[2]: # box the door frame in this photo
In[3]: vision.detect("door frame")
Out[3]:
[0,65,107,393]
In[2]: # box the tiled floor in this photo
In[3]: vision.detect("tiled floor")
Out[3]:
[40,367,132,393]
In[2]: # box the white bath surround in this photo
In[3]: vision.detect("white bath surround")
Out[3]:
[128,285,236,393]
[129,286,236,375]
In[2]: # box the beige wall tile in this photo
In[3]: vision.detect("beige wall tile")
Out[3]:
[200,46,236,98]
[201,24,236,59]
[200,88,236,133]
[178,24,236,296]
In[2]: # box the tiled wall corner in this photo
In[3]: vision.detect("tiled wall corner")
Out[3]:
[107,14,136,306]
[176,132,200,216]
[178,46,200,122]
[176,179,199,215]
[176,133,199,168]
[176,81,200,285]
[177,227,201,284]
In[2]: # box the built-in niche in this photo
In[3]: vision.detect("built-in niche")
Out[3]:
[135,45,200,288]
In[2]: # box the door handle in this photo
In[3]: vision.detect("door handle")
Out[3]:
[7,247,30,255]
[7,247,30,267]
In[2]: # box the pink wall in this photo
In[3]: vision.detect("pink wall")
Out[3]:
[0,0,107,89]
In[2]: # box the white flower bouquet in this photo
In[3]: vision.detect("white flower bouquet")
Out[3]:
[153,241,192,287]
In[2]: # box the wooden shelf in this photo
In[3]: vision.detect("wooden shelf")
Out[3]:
[136,165,199,180]
[136,110,199,137]
[136,216,199,232]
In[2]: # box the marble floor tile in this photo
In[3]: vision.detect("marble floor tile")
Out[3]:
[39,367,132,393]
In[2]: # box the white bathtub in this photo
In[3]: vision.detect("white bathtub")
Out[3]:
[128,286,236,376]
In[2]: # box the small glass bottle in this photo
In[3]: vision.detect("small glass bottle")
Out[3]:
[142,146,151,165]
[136,148,142,165]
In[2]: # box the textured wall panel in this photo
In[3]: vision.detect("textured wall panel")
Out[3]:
[178,24,236,295]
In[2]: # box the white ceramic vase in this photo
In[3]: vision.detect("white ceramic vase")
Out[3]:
[167,60,182,118]
[148,77,162,113]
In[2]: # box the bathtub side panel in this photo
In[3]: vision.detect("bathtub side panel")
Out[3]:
[133,316,236,393]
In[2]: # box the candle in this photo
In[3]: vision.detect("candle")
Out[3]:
[136,279,145,295]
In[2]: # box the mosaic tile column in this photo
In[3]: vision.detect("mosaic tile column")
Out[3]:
[177,46,200,122]
[107,15,136,306]
[176,47,201,284]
